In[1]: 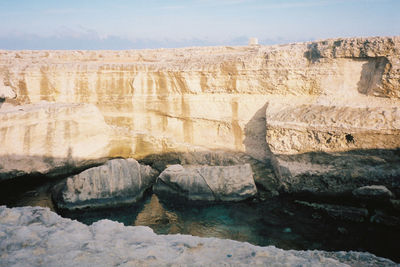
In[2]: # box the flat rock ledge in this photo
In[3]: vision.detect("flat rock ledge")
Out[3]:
[154,164,257,201]
[0,206,396,267]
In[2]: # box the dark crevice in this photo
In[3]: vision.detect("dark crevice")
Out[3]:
[345,134,354,143]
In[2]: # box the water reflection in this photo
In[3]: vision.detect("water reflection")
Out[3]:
[133,194,274,244]
[129,194,399,263]
[134,194,179,233]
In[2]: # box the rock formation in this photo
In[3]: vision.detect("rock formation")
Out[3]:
[154,164,257,201]
[53,158,158,210]
[0,102,110,180]
[0,37,399,266]
[0,36,399,195]
[0,85,15,99]
[0,206,397,267]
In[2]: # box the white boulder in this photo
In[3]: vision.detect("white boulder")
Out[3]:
[53,158,158,210]
[154,164,257,201]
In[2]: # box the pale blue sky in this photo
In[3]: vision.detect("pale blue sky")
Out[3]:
[0,0,399,49]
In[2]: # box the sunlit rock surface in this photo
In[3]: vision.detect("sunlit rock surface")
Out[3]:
[0,206,397,267]
[0,85,15,99]
[0,36,399,194]
[53,159,158,210]
[154,164,257,201]
[2,37,399,158]
[0,102,111,180]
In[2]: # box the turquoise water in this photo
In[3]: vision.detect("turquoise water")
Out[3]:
[0,175,398,263]
[60,194,399,262]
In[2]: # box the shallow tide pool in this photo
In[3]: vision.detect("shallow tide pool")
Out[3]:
[1,177,399,263]
[60,193,399,263]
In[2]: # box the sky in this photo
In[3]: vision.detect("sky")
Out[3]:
[0,0,399,49]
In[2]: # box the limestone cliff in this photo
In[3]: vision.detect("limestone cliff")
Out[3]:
[0,36,399,194]
[0,102,110,180]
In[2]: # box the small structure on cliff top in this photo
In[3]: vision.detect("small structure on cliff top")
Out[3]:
[248,37,259,46]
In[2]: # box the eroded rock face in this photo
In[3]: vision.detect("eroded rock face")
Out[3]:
[154,164,257,201]
[0,102,111,180]
[266,103,400,194]
[271,150,400,195]
[1,37,399,196]
[53,158,158,210]
[266,105,400,155]
[0,86,15,99]
[0,206,396,267]
[2,37,399,160]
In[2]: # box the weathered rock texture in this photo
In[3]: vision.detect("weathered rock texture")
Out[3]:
[0,102,110,180]
[54,158,158,210]
[1,36,399,194]
[0,85,15,99]
[353,185,395,201]
[154,164,257,201]
[0,206,397,267]
[271,150,400,195]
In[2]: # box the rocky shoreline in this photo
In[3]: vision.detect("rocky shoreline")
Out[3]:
[1,36,399,265]
[0,206,397,267]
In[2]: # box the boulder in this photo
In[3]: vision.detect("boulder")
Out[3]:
[139,151,280,198]
[53,158,158,210]
[154,164,257,201]
[0,206,396,267]
[353,185,395,201]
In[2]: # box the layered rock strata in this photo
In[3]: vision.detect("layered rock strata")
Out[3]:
[0,102,110,180]
[53,158,158,210]
[267,102,400,195]
[0,206,397,267]
[0,36,399,196]
[154,164,257,201]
